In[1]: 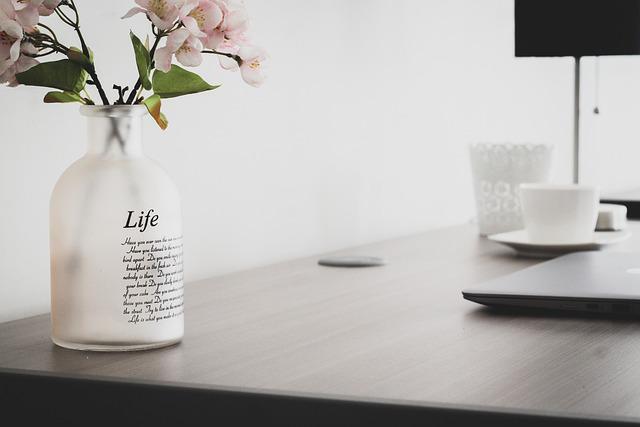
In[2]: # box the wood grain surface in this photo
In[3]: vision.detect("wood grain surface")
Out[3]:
[3,222,640,421]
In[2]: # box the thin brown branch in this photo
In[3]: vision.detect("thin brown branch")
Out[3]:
[201,49,242,66]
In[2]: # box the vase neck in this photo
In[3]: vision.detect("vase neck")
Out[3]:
[81,106,147,158]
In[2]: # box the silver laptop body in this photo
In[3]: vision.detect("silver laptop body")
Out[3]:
[462,252,640,315]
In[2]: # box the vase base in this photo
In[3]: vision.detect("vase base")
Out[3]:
[51,336,182,352]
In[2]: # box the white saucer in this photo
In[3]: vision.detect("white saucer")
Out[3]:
[488,229,632,258]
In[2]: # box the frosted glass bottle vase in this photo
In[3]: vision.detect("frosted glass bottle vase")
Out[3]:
[50,105,184,351]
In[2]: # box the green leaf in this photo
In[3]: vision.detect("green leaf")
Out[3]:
[152,65,220,99]
[43,91,87,104]
[16,59,87,93]
[130,31,152,90]
[143,94,169,130]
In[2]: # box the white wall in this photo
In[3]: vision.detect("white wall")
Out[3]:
[4,0,636,322]
[580,56,640,190]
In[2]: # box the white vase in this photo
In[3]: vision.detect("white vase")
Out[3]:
[50,105,184,351]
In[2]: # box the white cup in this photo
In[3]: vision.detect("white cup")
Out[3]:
[519,183,600,244]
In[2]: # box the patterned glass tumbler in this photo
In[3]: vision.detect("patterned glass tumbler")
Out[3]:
[469,143,554,236]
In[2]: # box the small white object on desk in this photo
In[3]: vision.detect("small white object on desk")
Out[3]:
[596,203,627,231]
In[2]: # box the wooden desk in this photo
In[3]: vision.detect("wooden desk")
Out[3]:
[2,223,640,426]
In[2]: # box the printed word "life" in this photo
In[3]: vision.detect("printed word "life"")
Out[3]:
[124,209,159,232]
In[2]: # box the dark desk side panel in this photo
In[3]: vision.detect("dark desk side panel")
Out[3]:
[0,369,637,427]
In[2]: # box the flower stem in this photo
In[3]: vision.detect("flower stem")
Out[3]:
[26,33,70,57]
[85,65,109,105]
[59,0,110,105]
[202,49,242,66]
[30,49,57,58]
[37,23,60,45]
[54,7,75,26]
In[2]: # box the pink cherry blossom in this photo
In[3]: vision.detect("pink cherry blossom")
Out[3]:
[0,1,12,24]
[38,0,61,16]
[0,41,37,86]
[122,0,181,31]
[215,39,239,70]
[196,0,248,50]
[179,0,222,41]
[154,28,203,72]
[6,0,41,31]
[218,0,248,44]
[0,18,23,76]
[238,45,267,87]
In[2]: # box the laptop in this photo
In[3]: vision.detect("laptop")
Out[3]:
[462,252,640,315]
